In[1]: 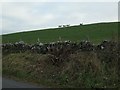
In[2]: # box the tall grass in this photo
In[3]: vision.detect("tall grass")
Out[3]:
[3,47,119,88]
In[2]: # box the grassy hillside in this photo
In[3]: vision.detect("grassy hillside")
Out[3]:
[2,22,119,88]
[2,22,119,44]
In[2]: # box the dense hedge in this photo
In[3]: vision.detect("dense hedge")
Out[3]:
[2,40,119,88]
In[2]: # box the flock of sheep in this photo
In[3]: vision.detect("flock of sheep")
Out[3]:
[58,23,83,28]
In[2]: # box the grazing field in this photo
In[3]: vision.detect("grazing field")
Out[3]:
[2,22,120,88]
[2,22,119,44]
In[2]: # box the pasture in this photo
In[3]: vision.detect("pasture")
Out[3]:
[2,22,119,44]
[2,22,120,88]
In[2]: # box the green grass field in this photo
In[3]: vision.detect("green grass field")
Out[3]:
[2,22,119,44]
[2,22,120,88]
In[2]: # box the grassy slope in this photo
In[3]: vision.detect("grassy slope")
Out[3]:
[2,22,119,44]
[2,22,119,88]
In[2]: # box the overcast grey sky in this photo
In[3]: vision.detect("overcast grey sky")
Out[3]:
[1,1,119,35]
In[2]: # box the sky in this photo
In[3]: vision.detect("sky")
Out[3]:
[0,0,119,35]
